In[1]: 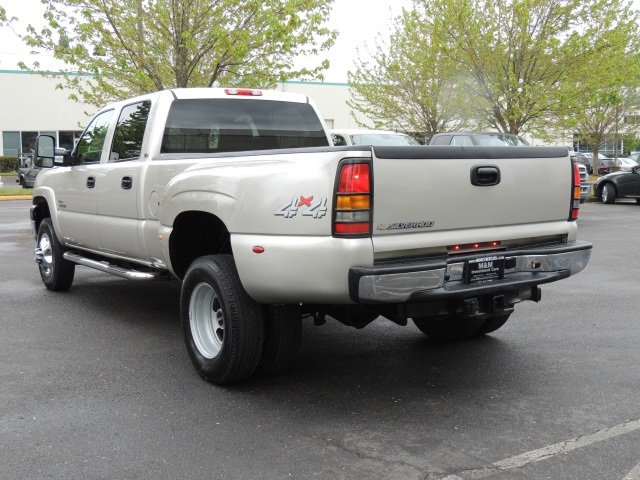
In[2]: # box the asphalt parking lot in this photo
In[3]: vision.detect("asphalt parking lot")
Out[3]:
[1,199,639,479]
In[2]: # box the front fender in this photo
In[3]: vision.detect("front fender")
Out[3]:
[31,186,61,239]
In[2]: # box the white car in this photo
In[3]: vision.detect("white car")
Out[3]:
[330,129,421,146]
[0,175,3,188]
[614,157,638,172]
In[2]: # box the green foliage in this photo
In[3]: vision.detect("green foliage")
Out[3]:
[622,135,640,154]
[350,0,640,142]
[19,0,337,106]
[348,6,472,138]
[552,1,640,168]
[0,157,19,172]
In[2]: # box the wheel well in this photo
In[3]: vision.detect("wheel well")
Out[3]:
[169,211,231,279]
[31,197,51,232]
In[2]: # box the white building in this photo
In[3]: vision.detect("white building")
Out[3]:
[0,70,366,156]
[0,70,91,156]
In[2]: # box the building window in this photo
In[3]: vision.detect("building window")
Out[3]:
[2,131,20,156]
[59,131,82,151]
[21,132,38,153]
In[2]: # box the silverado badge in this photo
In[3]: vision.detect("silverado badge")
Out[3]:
[377,221,435,230]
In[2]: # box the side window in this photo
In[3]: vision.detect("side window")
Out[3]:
[110,101,151,162]
[450,135,473,146]
[430,135,451,145]
[332,134,346,146]
[75,110,114,164]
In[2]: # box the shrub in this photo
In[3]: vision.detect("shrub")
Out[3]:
[0,156,19,173]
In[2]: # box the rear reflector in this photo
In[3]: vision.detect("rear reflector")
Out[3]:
[335,223,370,235]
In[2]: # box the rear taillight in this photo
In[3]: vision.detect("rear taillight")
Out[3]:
[570,160,580,221]
[334,162,372,237]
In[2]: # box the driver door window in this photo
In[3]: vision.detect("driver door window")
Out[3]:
[75,110,114,164]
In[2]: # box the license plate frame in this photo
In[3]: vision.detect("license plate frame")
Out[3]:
[464,256,505,284]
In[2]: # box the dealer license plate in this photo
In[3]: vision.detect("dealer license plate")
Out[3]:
[464,256,505,284]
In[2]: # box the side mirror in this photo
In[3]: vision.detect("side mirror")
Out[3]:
[35,135,56,168]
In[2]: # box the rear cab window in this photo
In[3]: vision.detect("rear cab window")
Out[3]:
[110,101,152,162]
[161,99,329,154]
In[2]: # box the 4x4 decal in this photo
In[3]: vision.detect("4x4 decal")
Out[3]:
[275,195,328,219]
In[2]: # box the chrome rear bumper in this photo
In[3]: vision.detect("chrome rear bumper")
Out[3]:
[349,241,592,303]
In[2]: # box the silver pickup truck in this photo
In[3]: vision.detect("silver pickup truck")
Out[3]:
[31,88,592,384]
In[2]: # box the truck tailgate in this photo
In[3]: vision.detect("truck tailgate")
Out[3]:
[370,146,573,257]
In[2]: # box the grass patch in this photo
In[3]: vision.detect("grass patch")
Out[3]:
[0,188,32,197]
[1,171,18,176]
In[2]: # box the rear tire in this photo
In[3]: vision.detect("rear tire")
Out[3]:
[36,218,75,291]
[413,314,485,341]
[253,305,302,377]
[181,255,264,384]
[635,198,640,205]
[471,313,511,337]
[601,184,616,204]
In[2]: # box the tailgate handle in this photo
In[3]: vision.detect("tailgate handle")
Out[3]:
[471,166,500,186]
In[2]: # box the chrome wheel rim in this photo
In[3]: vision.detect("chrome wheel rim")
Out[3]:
[39,233,53,277]
[602,186,609,202]
[189,282,224,359]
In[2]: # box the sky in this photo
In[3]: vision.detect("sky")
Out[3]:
[0,0,411,83]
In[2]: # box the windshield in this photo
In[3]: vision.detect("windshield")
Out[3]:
[350,133,420,146]
[475,134,530,146]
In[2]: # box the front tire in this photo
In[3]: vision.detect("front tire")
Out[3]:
[181,255,264,384]
[413,314,485,341]
[601,184,616,204]
[36,218,75,291]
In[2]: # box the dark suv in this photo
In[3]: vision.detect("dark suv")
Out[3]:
[574,152,594,174]
[429,132,530,147]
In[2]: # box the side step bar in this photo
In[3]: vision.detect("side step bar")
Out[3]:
[63,252,170,281]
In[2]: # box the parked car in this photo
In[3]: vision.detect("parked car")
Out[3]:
[0,175,3,188]
[429,132,530,146]
[330,129,421,146]
[598,158,615,175]
[614,157,638,172]
[574,152,593,174]
[580,152,613,173]
[629,152,640,163]
[577,164,591,203]
[593,165,640,204]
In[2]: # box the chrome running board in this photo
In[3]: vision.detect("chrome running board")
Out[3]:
[63,252,170,281]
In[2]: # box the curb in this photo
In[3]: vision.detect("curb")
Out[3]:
[0,196,32,201]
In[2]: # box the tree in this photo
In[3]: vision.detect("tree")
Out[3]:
[435,0,640,135]
[19,0,337,106]
[348,6,471,141]
[553,18,640,170]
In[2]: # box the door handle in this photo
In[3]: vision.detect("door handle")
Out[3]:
[471,166,500,186]
[121,176,133,190]
[86,176,95,188]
